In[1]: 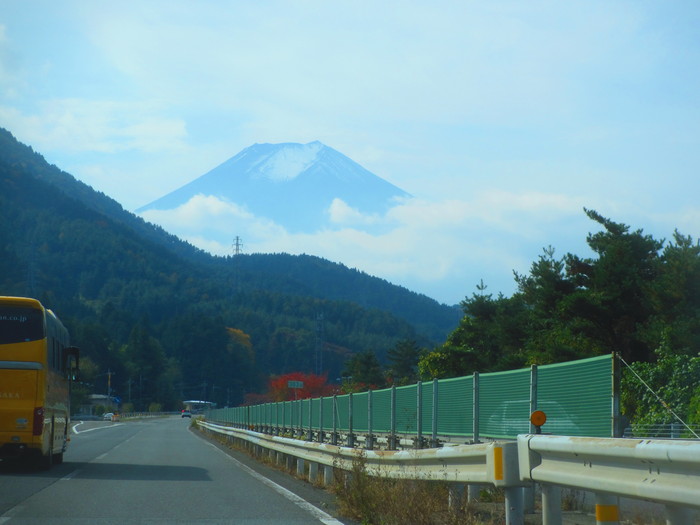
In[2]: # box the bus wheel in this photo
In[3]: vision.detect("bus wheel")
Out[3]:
[35,450,53,470]
[53,452,64,465]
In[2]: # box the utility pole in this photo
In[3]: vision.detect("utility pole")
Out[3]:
[107,368,113,397]
[315,312,324,375]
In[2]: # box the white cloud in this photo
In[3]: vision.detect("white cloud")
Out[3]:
[328,199,382,227]
[138,190,593,303]
[3,98,188,154]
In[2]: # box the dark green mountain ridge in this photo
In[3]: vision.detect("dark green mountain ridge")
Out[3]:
[0,128,459,408]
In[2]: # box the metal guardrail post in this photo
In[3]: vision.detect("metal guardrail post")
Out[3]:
[473,372,480,443]
[541,484,561,525]
[595,493,619,525]
[505,487,524,525]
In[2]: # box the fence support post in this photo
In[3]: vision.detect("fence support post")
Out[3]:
[431,378,439,448]
[281,402,286,436]
[416,381,423,448]
[473,372,480,443]
[612,353,622,437]
[307,398,313,441]
[332,395,338,445]
[347,393,355,448]
[366,390,374,450]
[318,397,324,443]
[389,385,397,450]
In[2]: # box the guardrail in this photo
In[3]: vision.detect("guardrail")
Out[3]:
[518,435,700,525]
[201,421,700,525]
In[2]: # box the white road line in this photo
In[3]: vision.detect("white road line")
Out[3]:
[207,442,344,525]
[0,504,24,521]
[72,423,124,434]
[60,470,79,481]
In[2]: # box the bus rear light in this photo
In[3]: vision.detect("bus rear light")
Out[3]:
[33,407,44,436]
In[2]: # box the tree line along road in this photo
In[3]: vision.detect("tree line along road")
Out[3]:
[0,416,353,524]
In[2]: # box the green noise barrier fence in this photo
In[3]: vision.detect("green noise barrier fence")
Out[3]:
[206,354,618,445]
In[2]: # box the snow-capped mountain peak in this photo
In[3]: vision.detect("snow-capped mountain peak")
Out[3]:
[137,141,410,232]
[249,141,323,182]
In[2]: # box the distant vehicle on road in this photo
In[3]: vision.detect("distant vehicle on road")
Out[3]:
[181,410,192,418]
[103,413,115,421]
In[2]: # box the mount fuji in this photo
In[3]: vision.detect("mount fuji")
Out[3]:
[136,141,411,232]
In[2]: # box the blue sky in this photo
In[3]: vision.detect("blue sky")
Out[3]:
[1,1,699,305]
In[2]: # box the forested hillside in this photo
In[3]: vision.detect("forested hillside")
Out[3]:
[0,129,458,410]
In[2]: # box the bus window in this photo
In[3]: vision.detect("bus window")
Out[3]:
[0,306,44,344]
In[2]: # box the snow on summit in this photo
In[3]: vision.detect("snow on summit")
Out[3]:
[250,141,323,182]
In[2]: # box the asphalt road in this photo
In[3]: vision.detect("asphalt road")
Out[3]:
[0,417,351,524]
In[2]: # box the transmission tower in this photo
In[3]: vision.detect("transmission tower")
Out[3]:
[232,236,243,256]
[232,236,243,294]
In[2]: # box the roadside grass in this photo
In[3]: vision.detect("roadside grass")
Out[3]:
[196,424,502,524]
[330,452,500,525]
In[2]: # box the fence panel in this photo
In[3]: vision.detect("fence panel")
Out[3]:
[479,368,531,438]
[395,384,418,434]
[538,354,612,437]
[437,375,473,436]
[353,391,369,433]
[373,388,392,433]
[420,381,434,435]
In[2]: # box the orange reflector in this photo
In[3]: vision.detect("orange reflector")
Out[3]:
[530,410,547,428]
[493,446,504,480]
[596,504,619,522]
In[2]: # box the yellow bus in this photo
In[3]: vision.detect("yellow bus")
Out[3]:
[0,297,79,468]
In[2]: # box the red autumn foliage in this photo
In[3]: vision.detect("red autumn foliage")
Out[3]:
[267,371,337,401]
